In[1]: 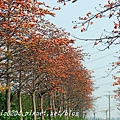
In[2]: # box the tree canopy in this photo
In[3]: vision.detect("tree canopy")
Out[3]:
[0,0,94,120]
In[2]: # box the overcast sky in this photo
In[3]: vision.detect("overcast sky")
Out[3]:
[42,0,120,118]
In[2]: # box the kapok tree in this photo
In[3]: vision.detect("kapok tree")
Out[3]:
[0,0,56,113]
[47,44,94,117]
[21,29,73,120]
[0,0,81,119]
[9,14,77,119]
[66,66,93,116]
[1,2,94,120]
[25,29,94,118]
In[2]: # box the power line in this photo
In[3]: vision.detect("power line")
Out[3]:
[98,82,113,86]
[92,64,110,70]
[92,71,119,81]
[85,43,118,64]
[97,105,115,111]
[77,37,116,50]
[82,42,93,47]
[85,51,117,64]
[90,47,114,55]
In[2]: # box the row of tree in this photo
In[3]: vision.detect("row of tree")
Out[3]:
[0,0,94,120]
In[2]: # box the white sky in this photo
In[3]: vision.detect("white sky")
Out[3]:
[42,0,120,118]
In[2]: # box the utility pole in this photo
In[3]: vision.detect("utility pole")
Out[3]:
[93,112,95,120]
[105,91,115,120]
[100,109,108,120]
[105,94,111,120]
[106,110,108,120]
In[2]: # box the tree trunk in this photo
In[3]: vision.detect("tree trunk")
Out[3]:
[48,94,52,120]
[18,90,23,120]
[64,91,68,120]
[6,84,11,113]
[40,95,44,120]
[18,69,23,120]
[6,39,11,113]
[52,93,56,116]
[32,91,37,120]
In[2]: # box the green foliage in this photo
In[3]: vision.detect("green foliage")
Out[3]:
[51,116,86,120]
[21,94,32,112]
[0,115,86,120]
[0,92,86,120]
[0,92,6,111]
[11,92,30,111]
[0,92,18,111]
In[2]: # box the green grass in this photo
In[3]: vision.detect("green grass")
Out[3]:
[0,115,86,120]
